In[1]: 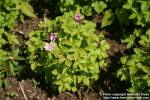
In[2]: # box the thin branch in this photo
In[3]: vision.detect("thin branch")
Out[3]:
[18,82,28,100]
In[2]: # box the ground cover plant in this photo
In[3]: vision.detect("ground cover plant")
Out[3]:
[0,0,36,88]
[0,0,150,99]
[27,11,110,92]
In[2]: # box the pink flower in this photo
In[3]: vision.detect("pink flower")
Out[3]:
[44,43,55,51]
[50,33,57,41]
[74,13,81,22]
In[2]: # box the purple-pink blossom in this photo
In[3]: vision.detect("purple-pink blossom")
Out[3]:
[74,13,81,22]
[44,43,55,51]
[50,33,57,41]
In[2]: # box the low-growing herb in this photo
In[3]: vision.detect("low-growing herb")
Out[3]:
[27,11,110,92]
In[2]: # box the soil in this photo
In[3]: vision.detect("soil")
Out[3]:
[0,77,101,100]
[0,78,47,100]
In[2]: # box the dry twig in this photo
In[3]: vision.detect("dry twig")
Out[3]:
[19,82,28,100]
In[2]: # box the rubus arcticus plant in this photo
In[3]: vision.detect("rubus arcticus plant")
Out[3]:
[27,11,110,92]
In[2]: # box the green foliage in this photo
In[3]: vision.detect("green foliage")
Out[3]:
[58,0,107,16]
[0,47,24,88]
[0,0,149,94]
[0,0,36,29]
[118,48,150,93]
[81,6,92,16]
[101,10,115,28]
[27,11,110,92]
[0,0,35,88]
[122,29,142,48]
[118,28,150,93]
[91,1,107,14]
[123,0,150,27]
[20,2,37,18]
[117,0,150,48]
[139,29,150,48]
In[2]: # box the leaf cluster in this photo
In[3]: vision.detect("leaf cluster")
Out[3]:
[118,48,150,93]
[0,0,35,88]
[27,11,110,92]
[118,26,150,93]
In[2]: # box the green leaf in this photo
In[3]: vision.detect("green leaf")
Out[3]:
[72,86,77,92]
[117,68,123,78]
[101,10,115,28]
[63,76,72,83]
[78,76,83,83]
[28,44,35,52]
[52,69,58,75]
[58,85,63,93]
[122,35,135,48]
[81,6,92,16]
[64,83,71,91]
[134,48,142,54]
[120,56,128,64]
[9,61,15,76]
[74,39,81,47]
[79,49,86,57]
[7,35,19,44]
[133,29,141,37]
[126,60,135,67]
[80,39,88,48]
[120,74,127,81]
[123,3,131,9]
[129,13,137,19]
[61,0,74,7]
[73,60,79,69]
[146,29,150,35]
[141,1,149,12]
[92,74,98,80]
[0,39,6,47]
[137,63,150,74]
[83,77,90,86]
[99,60,107,68]
[127,0,133,5]
[19,15,25,23]
[100,40,110,50]
[62,68,68,75]
[92,1,107,13]
[65,60,72,67]
[129,66,137,75]
[12,49,19,56]
[31,63,36,70]
[21,2,36,18]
